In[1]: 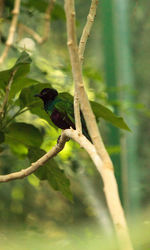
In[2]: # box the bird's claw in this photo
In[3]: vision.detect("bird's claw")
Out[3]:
[57,135,70,144]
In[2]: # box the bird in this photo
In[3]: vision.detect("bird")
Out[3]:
[35,88,130,141]
[35,88,91,140]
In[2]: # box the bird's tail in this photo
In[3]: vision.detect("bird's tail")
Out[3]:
[80,112,92,142]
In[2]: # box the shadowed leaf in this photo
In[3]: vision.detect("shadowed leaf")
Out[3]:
[28,147,72,200]
[5,122,43,150]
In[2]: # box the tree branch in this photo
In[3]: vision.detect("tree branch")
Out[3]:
[0,67,18,120]
[64,0,133,249]
[78,0,98,64]
[0,0,21,65]
[0,129,101,183]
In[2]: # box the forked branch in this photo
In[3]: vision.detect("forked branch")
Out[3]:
[64,0,133,249]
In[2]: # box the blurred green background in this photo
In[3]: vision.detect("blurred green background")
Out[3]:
[0,0,150,249]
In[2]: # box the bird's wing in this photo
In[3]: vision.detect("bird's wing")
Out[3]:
[55,93,75,123]
[55,92,91,139]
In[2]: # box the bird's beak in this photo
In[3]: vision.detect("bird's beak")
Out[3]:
[34,94,40,97]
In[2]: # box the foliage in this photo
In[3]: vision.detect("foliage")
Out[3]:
[0,50,129,200]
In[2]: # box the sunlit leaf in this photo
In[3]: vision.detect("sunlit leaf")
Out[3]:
[0,51,31,93]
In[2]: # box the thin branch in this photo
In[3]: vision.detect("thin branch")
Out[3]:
[64,1,133,249]
[0,131,69,182]
[41,0,55,43]
[18,23,43,44]
[75,0,98,133]
[0,0,21,65]
[66,0,82,133]
[78,0,98,64]
[0,68,18,120]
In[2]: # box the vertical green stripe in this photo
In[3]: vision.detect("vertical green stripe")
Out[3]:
[101,0,123,202]
[112,0,140,213]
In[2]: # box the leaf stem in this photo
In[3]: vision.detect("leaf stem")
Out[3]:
[2,107,29,129]
[0,68,18,121]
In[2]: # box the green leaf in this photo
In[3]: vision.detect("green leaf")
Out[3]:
[0,51,32,92]
[9,77,39,100]
[28,147,72,200]
[0,131,5,144]
[15,51,32,65]
[6,122,43,147]
[91,101,130,131]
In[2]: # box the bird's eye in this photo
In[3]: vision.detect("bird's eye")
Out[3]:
[41,90,47,95]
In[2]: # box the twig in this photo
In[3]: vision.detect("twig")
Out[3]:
[0,68,18,120]
[0,0,21,65]
[64,1,133,249]
[75,0,98,132]
[78,0,98,64]
[18,0,55,44]
[0,129,101,182]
